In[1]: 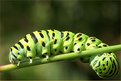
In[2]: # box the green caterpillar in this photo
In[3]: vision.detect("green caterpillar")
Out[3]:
[9,29,119,78]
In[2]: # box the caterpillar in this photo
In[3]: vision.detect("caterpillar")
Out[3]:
[9,29,119,78]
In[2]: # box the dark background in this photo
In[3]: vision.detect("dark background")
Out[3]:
[0,0,120,80]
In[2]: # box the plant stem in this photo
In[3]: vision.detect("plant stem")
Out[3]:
[0,44,121,72]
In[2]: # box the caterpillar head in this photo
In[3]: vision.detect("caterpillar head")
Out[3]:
[9,46,23,64]
[9,47,18,64]
[90,43,119,78]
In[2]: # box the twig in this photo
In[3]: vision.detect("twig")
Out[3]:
[0,44,121,72]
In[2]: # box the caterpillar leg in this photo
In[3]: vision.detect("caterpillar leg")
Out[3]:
[27,50,35,64]
[42,54,49,60]
[17,60,21,66]
[29,57,33,64]
[46,55,49,60]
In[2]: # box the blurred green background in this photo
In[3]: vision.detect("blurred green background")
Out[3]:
[0,0,120,80]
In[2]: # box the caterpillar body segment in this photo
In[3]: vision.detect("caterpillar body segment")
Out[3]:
[73,33,89,63]
[85,37,102,50]
[47,30,63,55]
[73,33,89,52]
[62,31,75,53]
[33,30,50,59]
